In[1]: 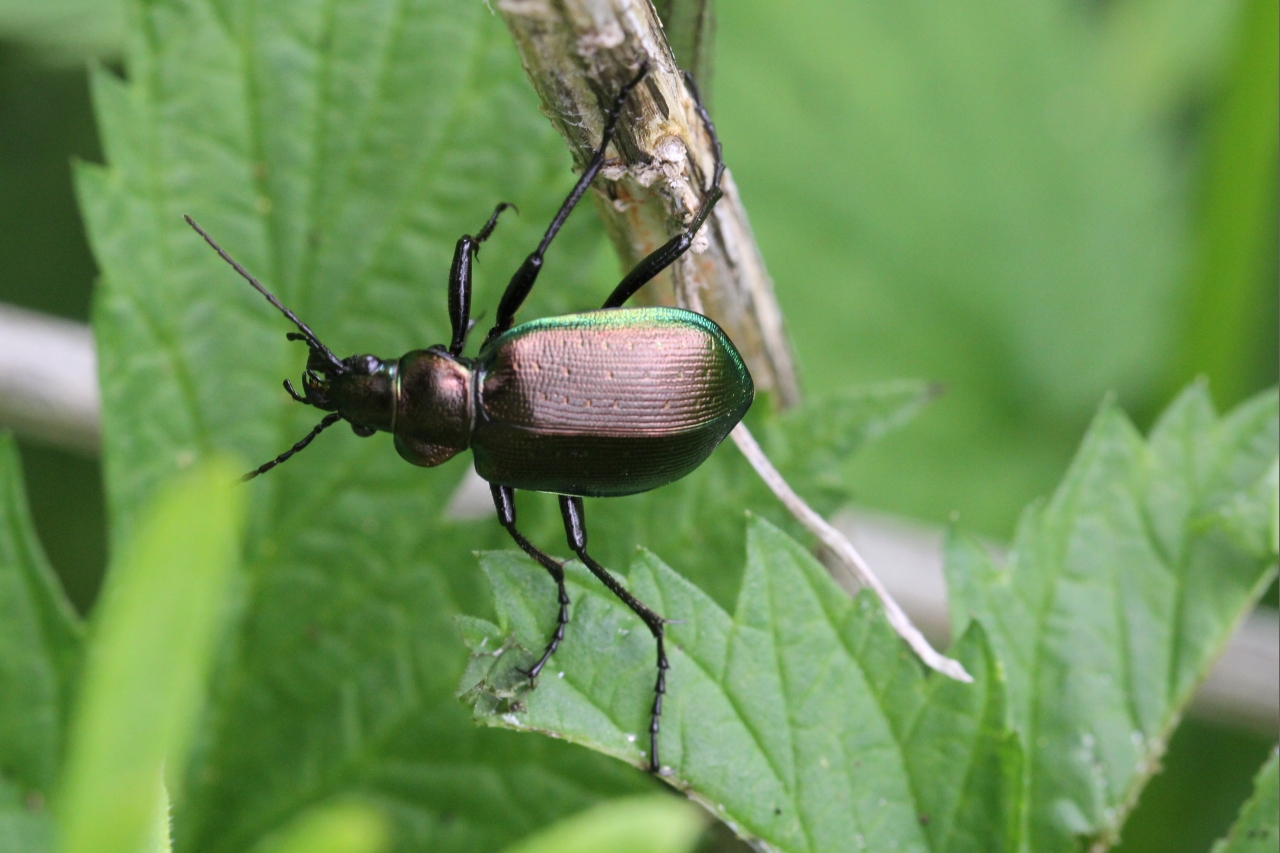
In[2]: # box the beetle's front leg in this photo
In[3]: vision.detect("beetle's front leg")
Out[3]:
[558,495,668,774]
[448,203,514,356]
[490,484,570,680]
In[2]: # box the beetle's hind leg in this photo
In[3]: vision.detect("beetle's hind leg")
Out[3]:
[558,495,668,774]
[602,71,725,310]
[491,484,570,680]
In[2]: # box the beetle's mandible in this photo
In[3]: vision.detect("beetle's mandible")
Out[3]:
[186,65,750,774]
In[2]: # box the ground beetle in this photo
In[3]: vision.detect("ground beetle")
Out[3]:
[186,66,752,773]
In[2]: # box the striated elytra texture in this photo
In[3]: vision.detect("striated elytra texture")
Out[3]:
[473,307,754,496]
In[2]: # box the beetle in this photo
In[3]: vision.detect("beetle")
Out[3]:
[186,65,751,774]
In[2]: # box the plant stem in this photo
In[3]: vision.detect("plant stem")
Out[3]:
[731,423,973,682]
[497,0,970,681]
[495,0,799,407]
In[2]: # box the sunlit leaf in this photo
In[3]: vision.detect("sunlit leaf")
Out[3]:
[249,800,388,853]
[462,517,1020,853]
[0,0,124,63]
[944,383,1279,851]
[499,795,703,853]
[56,459,243,853]
[462,383,1278,852]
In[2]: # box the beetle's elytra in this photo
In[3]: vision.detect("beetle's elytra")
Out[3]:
[187,64,747,774]
[396,308,753,495]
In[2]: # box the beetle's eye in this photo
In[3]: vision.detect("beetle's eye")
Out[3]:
[351,423,376,438]
[349,355,382,375]
[344,354,381,375]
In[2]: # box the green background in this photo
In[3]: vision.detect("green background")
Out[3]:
[0,0,1274,849]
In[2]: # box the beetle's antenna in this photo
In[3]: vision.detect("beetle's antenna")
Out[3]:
[240,412,343,482]
[184,215,345,373]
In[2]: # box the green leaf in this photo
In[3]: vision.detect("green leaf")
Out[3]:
[944,383,1279,852]
[56,459,244,853]
[498,795,703,853]
[1211,748,1278,853]
[0,432,83,815]
[249,800,389,853]
[0,776,54,853]
[0,0,125,63]
[142,782,172,853]
[1098,0,1242,121]
[461,516,1021,853]
[75,2,643,851]
[1176,0,1280,406]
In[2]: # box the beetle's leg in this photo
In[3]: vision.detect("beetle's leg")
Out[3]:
[448,203,515,356]
[559,495,667,774]
[484,64,649,346]
[602,72,725,310]
[283,378,308,403]
[491,484,571,681]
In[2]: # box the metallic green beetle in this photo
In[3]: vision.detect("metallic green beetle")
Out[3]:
[187,65,750,774]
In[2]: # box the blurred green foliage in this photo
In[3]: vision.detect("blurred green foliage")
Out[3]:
[0,433,81,850]
[248,800,390,853]
[57,458,242,853]
[0,39,105,610]
[0,0,1274,850]
[1177,0,1279,406]
[0,0,123,64]
[497,795,703,853]
[713,0,1276,533]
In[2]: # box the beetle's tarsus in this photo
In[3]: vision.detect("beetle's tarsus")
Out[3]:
[491,484,573,682]
[283,379,308,403]
[474,202,517,250]
[557,495,668,774]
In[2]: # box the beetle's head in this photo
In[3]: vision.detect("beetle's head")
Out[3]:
[185,214,400,481]
[310,350,396,437]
